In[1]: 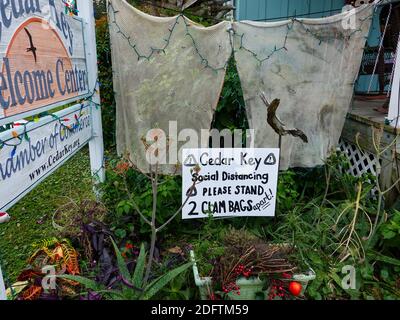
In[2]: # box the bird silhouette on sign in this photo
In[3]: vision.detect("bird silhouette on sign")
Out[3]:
[24,27,37,63]
[260,92,308,143]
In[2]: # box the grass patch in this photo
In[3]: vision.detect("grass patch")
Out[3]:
[0,147,94,282]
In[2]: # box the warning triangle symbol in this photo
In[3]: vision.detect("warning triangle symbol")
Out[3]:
[184,154,198,167]
[186,186,197,197]
[264,153,277,165]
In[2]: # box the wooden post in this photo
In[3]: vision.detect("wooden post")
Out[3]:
[0,264,6,300]
[77,0,106,183]
[278,134,282,170]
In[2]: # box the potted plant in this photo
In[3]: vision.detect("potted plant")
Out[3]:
[191,229,315,300]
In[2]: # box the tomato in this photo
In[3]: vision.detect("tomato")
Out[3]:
[289,281,303,296]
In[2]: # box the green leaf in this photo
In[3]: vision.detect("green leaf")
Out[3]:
[32,237,59,248]
[110,237,131,281]
[308,285,322,300]
[142,262,192,300]
[115,229,127,239]
[58,274,100,291]
[380,269,389,280]
[382,229,396,240]
[124,203,132,214]
[132,243,146,287]
[330,270,344,289]
[370,252,400,266]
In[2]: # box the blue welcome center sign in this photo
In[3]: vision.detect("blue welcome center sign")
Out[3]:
[0,1,105,299]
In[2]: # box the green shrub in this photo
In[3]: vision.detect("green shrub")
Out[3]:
[96,17,116,150]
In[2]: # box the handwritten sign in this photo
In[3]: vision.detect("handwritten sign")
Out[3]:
[0,103,92,211]
[182,148,280,219]
[0,0,88,124]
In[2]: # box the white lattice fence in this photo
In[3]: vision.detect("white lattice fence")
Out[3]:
[338,138,380,196]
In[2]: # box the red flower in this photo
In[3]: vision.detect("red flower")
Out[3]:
[115,161,130,175]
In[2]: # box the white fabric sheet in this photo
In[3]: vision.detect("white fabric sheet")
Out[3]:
[109,0,232,174]
[233,5,373,169]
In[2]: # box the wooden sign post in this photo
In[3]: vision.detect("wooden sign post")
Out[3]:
[0,264,5,300]
[77,0,105,183]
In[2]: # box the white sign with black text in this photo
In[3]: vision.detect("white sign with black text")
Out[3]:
[182,148,280,219]
[0,103,92,212]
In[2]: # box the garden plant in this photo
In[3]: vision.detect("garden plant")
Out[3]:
[0,0,399,302]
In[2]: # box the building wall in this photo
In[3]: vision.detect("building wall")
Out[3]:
[234,0,345,21]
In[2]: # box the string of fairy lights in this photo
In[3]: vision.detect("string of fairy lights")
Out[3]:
[62,0,78,16]
[234,21,294,65]
[0,1,381,159]
[108,1,379,70]
[0,0,384,159]
[0,1,98,158]
[233,6,376,66]
[108,2,229,72]
[0,83,100,157]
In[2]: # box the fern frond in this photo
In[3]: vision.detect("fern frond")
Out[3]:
[61,243,80,275]
[28,248,45,264]
[17,269,43,282]
[20,285,42,300]
[28,247,56,265]
[32,237,59,249]
[60,238,73,247]
[60,284,77,296]
[59,277,80,287]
